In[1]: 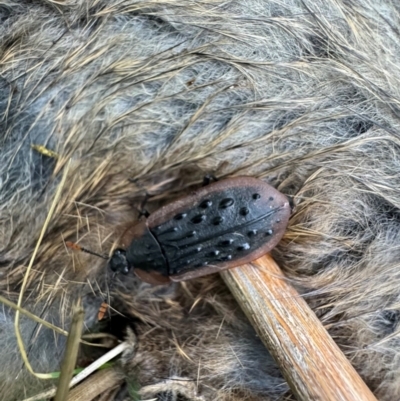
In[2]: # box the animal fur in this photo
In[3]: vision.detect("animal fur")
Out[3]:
[1,0,400,399]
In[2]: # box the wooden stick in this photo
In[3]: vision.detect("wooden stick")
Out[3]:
[67,368,124,401]
[221,254,377,401]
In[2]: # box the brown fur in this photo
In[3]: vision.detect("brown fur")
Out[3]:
[1,0,400,400]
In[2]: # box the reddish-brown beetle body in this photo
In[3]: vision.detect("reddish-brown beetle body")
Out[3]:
[110,177,291,285]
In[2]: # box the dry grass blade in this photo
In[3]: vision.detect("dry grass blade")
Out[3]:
[0,294,69,336]
[14,159,71,379]
[221,254,378,401]
[0,294,111,348]
[54,304,85,401]
[31,144,59,159]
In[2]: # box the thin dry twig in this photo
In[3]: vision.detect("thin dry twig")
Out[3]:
[66,368,123,401]
[15,159,71,379]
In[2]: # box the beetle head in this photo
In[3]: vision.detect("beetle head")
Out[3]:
[109,249,131,275]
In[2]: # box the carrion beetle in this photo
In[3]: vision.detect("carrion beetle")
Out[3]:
[96,176,292,285]
[67,176,292,319]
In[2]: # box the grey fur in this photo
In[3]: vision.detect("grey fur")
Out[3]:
[1,0,400,399]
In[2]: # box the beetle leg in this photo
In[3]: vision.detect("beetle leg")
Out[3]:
[138,192,151,218]
[138,209,150,218]
[287,195,295,212]
[202,174,219,186]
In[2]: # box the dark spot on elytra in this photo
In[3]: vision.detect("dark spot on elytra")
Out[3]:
[160,226,178,235]
[240,207,249,216]
[252,193,261,200]
[220,255,232,261]
[199,199,212,208]
[237,243,250,251]
[269,196,274,201]
[219,198,234,208]
[248,229,258,237]
[174,212,187,220]
[219,239,234,247]
[209,250,220,256]
[187,231,196,237]
[212,216,224,225]
[266,229,273,235]
[191,214,206,224]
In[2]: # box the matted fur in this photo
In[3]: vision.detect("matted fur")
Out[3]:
[1,0,400,400]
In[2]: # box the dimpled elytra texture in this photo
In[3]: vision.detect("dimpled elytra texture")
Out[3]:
[2,0,400,400]
[123,178,290,284]
[146,177,291,278]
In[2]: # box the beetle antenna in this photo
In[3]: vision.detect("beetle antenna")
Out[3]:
[66,241,109,260]
[66,241,116,320]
